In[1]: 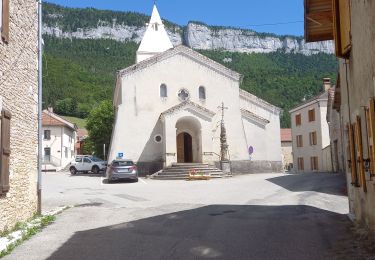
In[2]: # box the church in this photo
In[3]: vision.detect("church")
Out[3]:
[108,5,283,175]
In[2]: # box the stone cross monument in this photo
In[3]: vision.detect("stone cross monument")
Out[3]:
[219,102,231,174]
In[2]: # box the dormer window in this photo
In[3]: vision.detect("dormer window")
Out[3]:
[199,86,206,100]
[153,23,159,31]
[160,84,167,98]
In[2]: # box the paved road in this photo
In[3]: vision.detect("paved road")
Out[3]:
[4,172,358,260]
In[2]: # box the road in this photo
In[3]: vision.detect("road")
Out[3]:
[4,172,363,260]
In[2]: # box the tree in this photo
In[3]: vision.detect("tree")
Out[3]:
[86,100,114,159]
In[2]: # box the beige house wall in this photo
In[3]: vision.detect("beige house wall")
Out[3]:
[338,0,375,231]
[0,0,38,232]
[290,97,331,172]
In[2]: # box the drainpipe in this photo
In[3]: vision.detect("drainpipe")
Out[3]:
[37,0,43,214]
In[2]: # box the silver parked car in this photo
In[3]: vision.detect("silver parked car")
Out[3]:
[106,160,138,183]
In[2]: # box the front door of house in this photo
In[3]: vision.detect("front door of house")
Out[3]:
[177,132,193,163]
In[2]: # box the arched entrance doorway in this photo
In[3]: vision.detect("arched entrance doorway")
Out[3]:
[175,117,202,163]
[177,132,193,163]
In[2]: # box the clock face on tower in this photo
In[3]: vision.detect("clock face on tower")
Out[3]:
[178,89,190,101]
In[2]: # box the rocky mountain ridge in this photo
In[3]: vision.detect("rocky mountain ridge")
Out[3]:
[43,4,333,55]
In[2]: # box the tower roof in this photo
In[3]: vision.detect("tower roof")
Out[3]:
[136,5,173,63]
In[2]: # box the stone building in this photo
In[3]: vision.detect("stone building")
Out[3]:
[280,129,293,171]
[304,0,375,230]
[108,5,283,175]
[326,84,345,173]
[0,0,39,232]
[290,79,332,172]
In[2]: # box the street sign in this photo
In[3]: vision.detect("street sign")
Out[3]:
[248,146,254,155]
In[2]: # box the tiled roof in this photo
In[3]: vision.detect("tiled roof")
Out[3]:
[42,111,77,131]
[280,128,292,142]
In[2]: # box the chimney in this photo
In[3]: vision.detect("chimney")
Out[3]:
[323,78,331,92]
[47,106,53,113]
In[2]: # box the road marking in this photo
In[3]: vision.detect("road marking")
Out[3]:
[139,178,147,184]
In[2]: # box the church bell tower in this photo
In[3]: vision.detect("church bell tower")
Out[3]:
[136,4,173,63]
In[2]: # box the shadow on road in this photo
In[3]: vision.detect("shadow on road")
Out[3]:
[47,205,353,260]
[267,173,347,196]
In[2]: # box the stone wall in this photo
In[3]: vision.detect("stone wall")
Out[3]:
[0,0,39,232]
[215,160,283,174]
[338,0,375,231]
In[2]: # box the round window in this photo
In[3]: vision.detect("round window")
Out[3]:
[178,89,190,101]
[154,135,162,143]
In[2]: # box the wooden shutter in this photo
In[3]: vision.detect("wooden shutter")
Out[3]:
[355,116,367,192]
[333,0,351,58]
[367,98,375,174]
[348,124,357,185]
[0,109,11,194]
[1,0,9,43]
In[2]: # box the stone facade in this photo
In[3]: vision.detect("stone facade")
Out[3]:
[336,0,375,231]
[0,0,39,232]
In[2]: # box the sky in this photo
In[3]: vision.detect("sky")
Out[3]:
[45,0,304,36]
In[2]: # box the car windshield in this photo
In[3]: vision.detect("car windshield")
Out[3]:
[112,161,134,167]
[91,157,103,162]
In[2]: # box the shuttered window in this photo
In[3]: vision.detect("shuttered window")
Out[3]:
[309,131,317,146]
[296,135,303,148]
[1,0,9,43]
[348,124,358,185]
[310,156,318,171]
[355,116,367,192]
[295,114,301,126]
[333,0,351,58]
[367,98,375,174]
[0,109,11,195]
[298,157,304,171]
[308,109,315,122]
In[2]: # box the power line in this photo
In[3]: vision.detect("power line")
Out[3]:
[244,21,303,27]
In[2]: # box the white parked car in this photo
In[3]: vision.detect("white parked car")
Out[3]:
[69,155,107,175]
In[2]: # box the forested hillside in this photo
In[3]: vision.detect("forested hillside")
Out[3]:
[43,36,337,127]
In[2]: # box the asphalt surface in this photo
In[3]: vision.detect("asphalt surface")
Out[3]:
[4,172,356,260]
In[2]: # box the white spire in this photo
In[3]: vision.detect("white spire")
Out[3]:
[136,4,173,63]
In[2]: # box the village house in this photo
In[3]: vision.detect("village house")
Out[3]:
[290,79,332,172]
[280,128,293,171]
[0,0,39,232]
[42,109,77,171]
[304,0,375,230]
[326,83,345,173]
[108,5,283,176]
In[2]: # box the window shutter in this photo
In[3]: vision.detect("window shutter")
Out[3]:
[348,124,357,185]
[367,98,375,174]
[0,109,11,194]
[355,116,367,192]
[333,0,351,58]
[1,0,9,43]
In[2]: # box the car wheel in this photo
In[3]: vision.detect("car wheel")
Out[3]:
[70,167,77,175]
[92,165,100,174]
[134,178,139,183]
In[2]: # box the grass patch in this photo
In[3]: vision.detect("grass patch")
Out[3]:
[0,214,57,258]
[61,116,87,129]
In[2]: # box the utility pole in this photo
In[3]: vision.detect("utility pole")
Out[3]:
[37,0,43,214]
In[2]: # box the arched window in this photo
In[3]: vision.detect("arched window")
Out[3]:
[160,84,167,98]
[199,86,206,100]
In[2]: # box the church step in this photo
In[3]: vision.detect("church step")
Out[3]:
[161,168,223,173]
[159,170,223,176]
[152,174,224,180]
